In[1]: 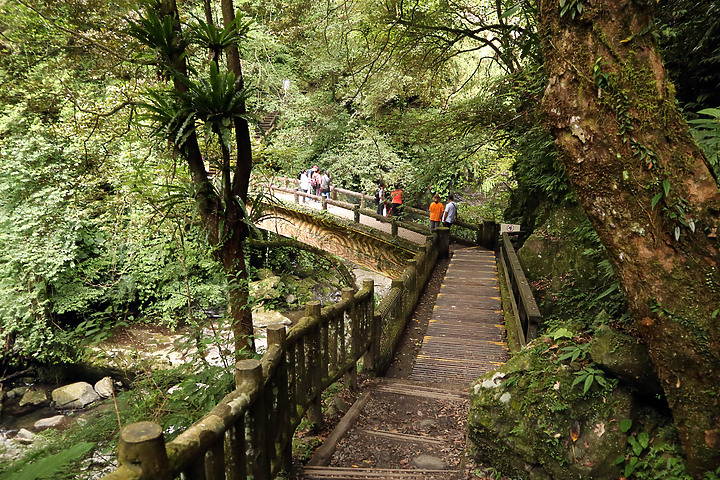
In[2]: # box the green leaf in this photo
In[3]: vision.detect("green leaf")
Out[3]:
[583,374,594,394]
[651,192,663,210]
[0,442,96,480]
[620,419,633,433]
[662,179,671,197]
[500,4,521,19]
[674,226,681,241]
[638,431,650,449]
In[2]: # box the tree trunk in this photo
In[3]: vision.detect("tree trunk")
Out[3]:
[537,0,720,474]
[158,0,255,355]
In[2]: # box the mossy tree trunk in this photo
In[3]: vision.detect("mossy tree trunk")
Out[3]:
[537,0,720,474]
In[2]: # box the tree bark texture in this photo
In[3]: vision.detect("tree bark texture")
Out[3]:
[538,0,720,474]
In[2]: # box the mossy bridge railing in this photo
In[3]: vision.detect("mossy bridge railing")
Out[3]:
[101,227,444,479]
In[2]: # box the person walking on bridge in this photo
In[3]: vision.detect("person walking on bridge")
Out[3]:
[375,182,386,215]
[299,170,310,203]
[390,184,403,216]
[442,194,457,228]
[320,171,331,199]
[429,193,443,229]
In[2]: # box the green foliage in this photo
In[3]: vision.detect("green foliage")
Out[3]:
[559,0,584,20]
[571,365,613,395]
[688,107,720,182]
[0,442,95,480]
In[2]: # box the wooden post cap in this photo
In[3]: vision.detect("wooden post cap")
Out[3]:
[121,421,163,444]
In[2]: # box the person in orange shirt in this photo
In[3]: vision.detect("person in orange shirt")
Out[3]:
[428,193,444,229]
[390,184,403,216]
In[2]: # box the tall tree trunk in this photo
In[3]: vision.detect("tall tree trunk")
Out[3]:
[158,0,255,355]
[537,0,720,474]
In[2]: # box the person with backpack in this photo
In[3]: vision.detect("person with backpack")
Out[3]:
[311,166,321,197]
[320,170,331,199]
[375,182,386,215]
[442,194,457,228]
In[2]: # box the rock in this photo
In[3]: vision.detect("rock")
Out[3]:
[285,294,297,304]
[15,428,36,443]
[411,454,447,470]
[589,324,662,397]
[52,382,100,409]
[256,268,274,280]
[34,415,66,430]
[252,306,291,328]
[19,388,48,407]
[94,377,115,398]
[468,344,632,480]
[8,386,29,399]
[250,275,280,300]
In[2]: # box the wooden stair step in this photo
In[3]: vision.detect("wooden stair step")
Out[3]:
[299,466,459,479]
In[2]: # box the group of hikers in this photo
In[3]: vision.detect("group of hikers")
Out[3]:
[298,166,331,201]
[296,169,458,229]
[375,182,457,229]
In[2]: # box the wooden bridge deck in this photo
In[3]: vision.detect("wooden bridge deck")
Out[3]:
[411,247,507,386]
[299,246,508,479]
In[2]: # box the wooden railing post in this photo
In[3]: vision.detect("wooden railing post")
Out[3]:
[331,185,337,201]
[361,279,380,372]
[266,324,291,474]
[436,227,450,258]
[235,359,269,480]
[353,205,360,223]
[391,219,398,237]
[294,190,299,203]
[342,287,358,390]
[305,301,324,428]
[117,422,171,480]
[322,198,328,211]
[360,194,365,209]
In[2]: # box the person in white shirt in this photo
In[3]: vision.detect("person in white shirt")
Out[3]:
[299,170,310,203]
[442,194,457,228]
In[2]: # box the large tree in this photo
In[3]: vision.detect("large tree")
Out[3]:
[537,0,720,474]
[129,0,255,354]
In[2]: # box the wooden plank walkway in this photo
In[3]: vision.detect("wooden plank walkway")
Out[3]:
[411,247,508,386]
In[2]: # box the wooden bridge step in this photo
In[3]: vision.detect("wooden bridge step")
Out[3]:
[373,381,468,400]
[299,467,459,479]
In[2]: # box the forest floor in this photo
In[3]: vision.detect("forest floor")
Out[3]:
[291,246,508,479]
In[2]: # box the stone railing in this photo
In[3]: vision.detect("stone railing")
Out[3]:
[499,232,542,348]
[100,230,446,479]
[262,176,498,248]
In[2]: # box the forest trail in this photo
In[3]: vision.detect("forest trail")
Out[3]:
[297,246,508,479]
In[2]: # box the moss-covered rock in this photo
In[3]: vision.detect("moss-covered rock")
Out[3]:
[589,324,662,398]
[468,341,631,479]
[516,205,597,317]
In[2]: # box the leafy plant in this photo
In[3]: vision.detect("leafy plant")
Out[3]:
[571,365,612,395]
[688,107,720,184]
[559,0,584,19]
[558,342,589,362]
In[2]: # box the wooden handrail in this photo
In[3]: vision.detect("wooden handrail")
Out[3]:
[499,232,542,348]
[101,232,444,480]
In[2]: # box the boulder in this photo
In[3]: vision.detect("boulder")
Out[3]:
[252,306,291,328]
[468,344,631,480]
[94,377,115,398]
[15,428,36,443]
[411,454,447,470]
[589,324,663,397]
[52,382,100,409]
[250,276,280,300]
[34,415,66,430]
[19,388,48,407]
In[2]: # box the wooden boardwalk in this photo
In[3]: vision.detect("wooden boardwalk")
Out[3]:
[411,247,508,386]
